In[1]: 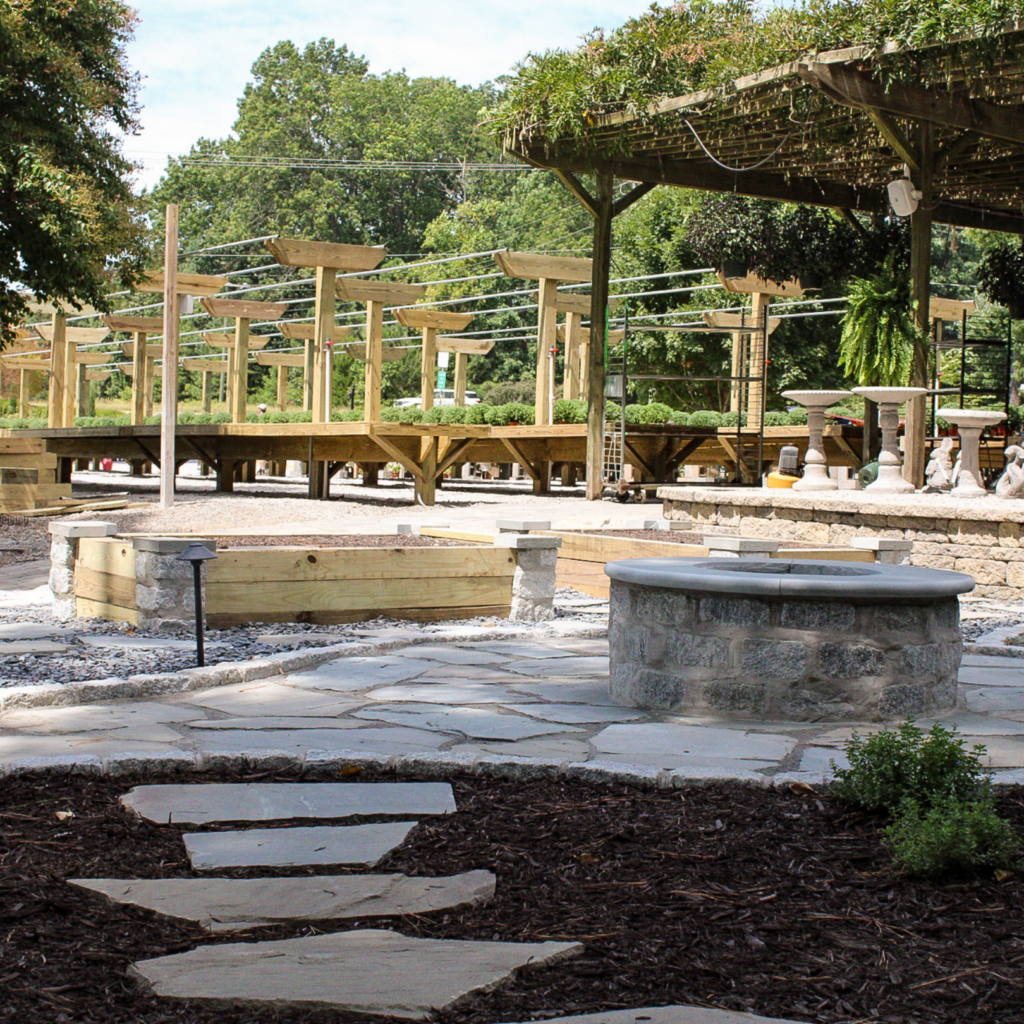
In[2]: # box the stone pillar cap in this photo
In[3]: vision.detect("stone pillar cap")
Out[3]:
[703,535,780,552]
[850,537,914,551]
[494,535,562,550]
[132,536,217,554]
[48,521,119,538]
[496,519,551,533]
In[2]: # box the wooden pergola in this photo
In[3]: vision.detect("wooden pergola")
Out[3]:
[504,28,1024,496]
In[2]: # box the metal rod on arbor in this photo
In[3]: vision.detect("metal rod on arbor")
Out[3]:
[160,204,180,510]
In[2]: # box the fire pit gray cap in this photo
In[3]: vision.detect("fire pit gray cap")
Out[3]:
[604,557,975,601]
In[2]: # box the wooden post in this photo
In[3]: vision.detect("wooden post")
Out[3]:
[201,370,212,413]
[131,332,147,425]
[562,312,583,400]
[748,292,769,432]
[46,311,67,428]
[535,278,559,425]
[905,121,935,489]
[586,174,614,500]
[303,339,314,411]
[231,317,250,423]
[18,368,30,418]
[579,328,591,403]
[420,326,437,411]
[160,203,179,509]
[312,267,336,424]
[61,337,78,428]
[276,364,288,411]
[418,436,438,505]
[453,352,468,405]
[75,361,89,418]
[364,300,383,422]
[224,346,235,414]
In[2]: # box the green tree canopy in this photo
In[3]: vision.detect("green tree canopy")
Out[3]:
[0,0,148,345]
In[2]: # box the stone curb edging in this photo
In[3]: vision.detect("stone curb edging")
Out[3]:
[0,623,608,712]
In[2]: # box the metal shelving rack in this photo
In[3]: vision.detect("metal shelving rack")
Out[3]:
[602,305,771,492]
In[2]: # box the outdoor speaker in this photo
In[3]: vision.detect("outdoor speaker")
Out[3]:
[887,178,921,218]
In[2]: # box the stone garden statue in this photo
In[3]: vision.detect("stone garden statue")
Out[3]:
[925,436,956,492]
[996,444,1024,498]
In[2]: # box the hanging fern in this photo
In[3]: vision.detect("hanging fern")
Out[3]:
[838,254,919,386]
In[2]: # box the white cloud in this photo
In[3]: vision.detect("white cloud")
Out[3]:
[122,0,645,188]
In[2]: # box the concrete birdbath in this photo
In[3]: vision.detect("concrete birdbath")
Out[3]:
[852,387,929,494]
[781,390,852,490]
[937,407,1007,498]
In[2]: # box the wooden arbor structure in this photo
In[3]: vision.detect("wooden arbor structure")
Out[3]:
[504,30,1024,496]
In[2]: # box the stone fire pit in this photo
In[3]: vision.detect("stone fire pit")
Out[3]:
[606,558,975,721]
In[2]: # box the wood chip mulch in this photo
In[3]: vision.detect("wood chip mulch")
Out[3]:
[0,768,1022,1024]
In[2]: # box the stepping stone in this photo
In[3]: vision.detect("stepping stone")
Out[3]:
[121,781,456,824]
[367,682,527,704]
[1,703,198,734]
[493,1005,807,1024]
[285,656,436,691]
[351,704,581,740]
[130,928,582,1018]
[71,870,495,931]
[185,822,418,869]
[255,633,349,645]
[181,682,364,718]
[0,623,70,640]
[194,726,447,757]
[0,640,70,655]
[185,717,365,730]
[79,635,225,650]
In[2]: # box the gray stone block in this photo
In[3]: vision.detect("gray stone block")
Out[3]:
[873,604,930,634]
[494,535,561,550]
[132,536,217,555]
[305,749,395,772]
[893,643,941,677]
[701,681,767,714]
[700,596,770,627]
[472,753,565,780]
[666,632,729,669]
[496,519,551,533]
[703,536,780,553]
[818,642,885,679]
[780,601,855,631]
[615,667,692,708]
[741,638,806,680]
[104,750,198,775]
[70,678,139,702]
[9,754,103,775]
[564,760,665,788]
[878,683,928,718]
[0,683,76,711]
[49,521,118,539]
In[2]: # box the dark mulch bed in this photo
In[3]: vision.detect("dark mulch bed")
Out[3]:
[1,768,1022,1024]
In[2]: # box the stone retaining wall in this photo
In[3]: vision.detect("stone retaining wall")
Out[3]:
[659,487,1024,599]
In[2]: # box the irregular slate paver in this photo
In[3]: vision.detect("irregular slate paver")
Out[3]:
[493,1005,807,1024]
[0,623,70,640]
[452,738,592,760]
[79,636,225,650]
[507,681,628,706]
[0,703,198,734]
[591,723,796,771]
[390,645,509,665]
[351,704,582,740]
[958,666,1024,688]
[180,682,365,718]
[130,928,582,1018]
[71,870,495,931]
[506,656,610,677]
[964,687,1024,713]
[184,822,419,869]
[799,746,849,773]
[471,642,580,659]
[506,703,646,725]
[185,717,365,730]
[121,781,456,824]
[913,712,1024,736]
[193,726,446,757]
[367,682,529,704]
[284,656,436,691]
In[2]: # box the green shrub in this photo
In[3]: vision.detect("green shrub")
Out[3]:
[333,408,362,422]
[831,722,991,815]
[884,796,1021,879]
[380,406,425,423]
[763,411,791,427]
[688,410,722,428]
[605,401,621,421]
[553,398,587,424]
[484,380,536,406]
[504,402,535,425]
[422,405,468,424]
[670,410,690,426]
[73,415,128,427]
[625,402,676,425]
[720,410,748,428]
[465,404,488,425]
[788,406,808,425]
[0,416,48,429]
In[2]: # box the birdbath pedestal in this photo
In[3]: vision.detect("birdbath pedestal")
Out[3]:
[781,390,852,490]
[852,387,929,494]
[937,407,1006,498]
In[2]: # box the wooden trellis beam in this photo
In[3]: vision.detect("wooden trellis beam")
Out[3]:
[395,308,474,411]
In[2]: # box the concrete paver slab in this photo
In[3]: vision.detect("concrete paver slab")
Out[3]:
[284,656,436,691]
[366,683,528,704]
[0,624,70,640]
[0,640,69,654]
[184,822,419,869]
[351,704,581,741]
[72,870,495,930]
[130,928,582,1018]
[121,781,456,824]
[79,636,225,651]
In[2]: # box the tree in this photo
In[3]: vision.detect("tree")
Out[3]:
[0,0,148,346]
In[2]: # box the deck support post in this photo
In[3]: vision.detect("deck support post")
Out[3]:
[586,174,614,499]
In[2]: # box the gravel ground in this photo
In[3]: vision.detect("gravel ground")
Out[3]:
[0,587,609,688]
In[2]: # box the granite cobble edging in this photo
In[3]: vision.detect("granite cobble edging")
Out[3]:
[0,625,607,713]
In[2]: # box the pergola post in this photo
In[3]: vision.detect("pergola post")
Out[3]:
[303,339,314,411]
[394,308,475,412]
[18,368,30,418]
[586,174,614,500]
[45,311,67,429]
[420,325,437,411]
[201,370,212,413]
[535,277,559,425]
[562,311,583,400]
[312,267,337,424]
[905,121,936,489]
[453,352,469,405]
[276,364,288,411]
[160,204,180,509]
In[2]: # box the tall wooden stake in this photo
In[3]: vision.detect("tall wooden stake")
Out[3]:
[160,204,179,509]
[905,122,934,489]
[586,174,614,500]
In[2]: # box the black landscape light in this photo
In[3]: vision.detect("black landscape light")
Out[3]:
[176,542,217,667]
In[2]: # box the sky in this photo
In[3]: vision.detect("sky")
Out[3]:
[123,0,647,190]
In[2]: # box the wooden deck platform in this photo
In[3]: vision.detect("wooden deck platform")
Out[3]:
[9,421,864,505]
